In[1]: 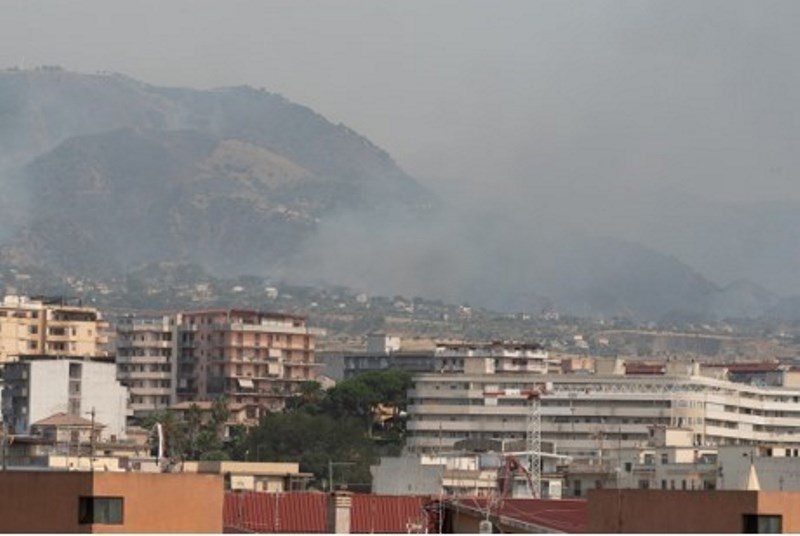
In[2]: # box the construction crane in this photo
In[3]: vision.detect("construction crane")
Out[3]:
[526,387,544,499]
[484,383,550,498]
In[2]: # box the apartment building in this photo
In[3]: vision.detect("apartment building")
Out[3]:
[406,357,800,462]
[435,341,559,375]
[2,356,129,440]
[0,295,109,362]
[176,309,323,412]
[115,314,179,416]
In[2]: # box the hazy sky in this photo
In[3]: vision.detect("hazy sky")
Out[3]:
[2,0,800,205]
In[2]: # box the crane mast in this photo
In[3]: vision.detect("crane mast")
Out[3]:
[526,390,542,499]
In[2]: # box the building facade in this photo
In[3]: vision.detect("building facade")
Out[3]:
[176,310,323,411]
[406,358,800,462]
[588,489,800,533]
[2,357,129,440]
[0,471,223,533]
[115,314,179,416]
[0,295,109,363]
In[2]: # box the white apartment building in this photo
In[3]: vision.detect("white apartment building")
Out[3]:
[406,358,800,460]
[115,314,179,416]
[2,357,129,440]
[434,342,559,375]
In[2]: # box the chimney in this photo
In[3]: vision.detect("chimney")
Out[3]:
[327,491,353,534]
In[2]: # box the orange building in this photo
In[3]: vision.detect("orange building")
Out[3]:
[177,310,322,412]
[0,471,223,533]
[588,489,800,533]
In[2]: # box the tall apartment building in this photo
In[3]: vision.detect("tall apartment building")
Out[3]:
[2,356,129,440]
[176,309,323,412]
[406,357,800,460]
[0,295,109,362]
[115,314,179,416]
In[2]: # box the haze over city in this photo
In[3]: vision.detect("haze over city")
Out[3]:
[4,3,800,533]
[3,1,800,318]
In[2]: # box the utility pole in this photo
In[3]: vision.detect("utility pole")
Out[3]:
[88,407,96,473]
[1,422,7,471]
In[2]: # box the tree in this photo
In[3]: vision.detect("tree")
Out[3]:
[234,411,376,489]
[323,370,412,434]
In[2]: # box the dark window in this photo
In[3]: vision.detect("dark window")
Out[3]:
[78,497,124,525]
[743,515,782,533]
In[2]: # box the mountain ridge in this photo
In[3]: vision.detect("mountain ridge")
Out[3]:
[0,67,795,321]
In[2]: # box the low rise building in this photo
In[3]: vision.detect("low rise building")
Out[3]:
[182,461,311,492]
[372,438,568,499]
[170,400,256,438]
[718,444,800,491]
[319,334,437,382]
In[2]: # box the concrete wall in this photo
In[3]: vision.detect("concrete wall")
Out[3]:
[0,471,223,533]
[757,493,800,532]
[92,472,223,533]
[588,490,800,533]
[29,361,71,429]
[80,362,128,440]
[719,446,800,491]
[371,456,445,495]
[588,490,758,532]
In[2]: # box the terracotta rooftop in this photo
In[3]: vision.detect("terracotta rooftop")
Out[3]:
[31,413,103,428]
[222,491,586,534]
[223,491,430,533]
[703,362,781,373]
[625,363,666,375]
[452,496,588,533]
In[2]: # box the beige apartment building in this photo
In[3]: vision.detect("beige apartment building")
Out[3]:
[0,295,109,362]
[176,309,323,412]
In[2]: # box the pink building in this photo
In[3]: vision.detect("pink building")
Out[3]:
[177,310,322,413]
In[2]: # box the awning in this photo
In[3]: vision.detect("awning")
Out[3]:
[237,378,255,390]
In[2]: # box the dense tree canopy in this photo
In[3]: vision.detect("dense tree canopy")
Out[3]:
[138,370,412,487]
[235,369,413,488]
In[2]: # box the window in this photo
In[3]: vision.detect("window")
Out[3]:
[78,497,124,525]
[743,515,782,533]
